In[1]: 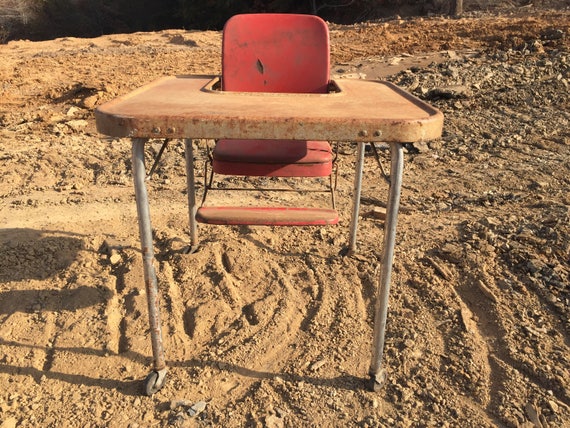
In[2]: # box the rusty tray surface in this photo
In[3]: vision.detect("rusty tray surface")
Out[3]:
[95,75,443,142]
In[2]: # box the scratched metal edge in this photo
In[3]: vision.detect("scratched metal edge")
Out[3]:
[94,75,444,142]
[95,112,443,143]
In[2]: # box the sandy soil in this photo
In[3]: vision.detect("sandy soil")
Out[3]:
[0,8,569,428]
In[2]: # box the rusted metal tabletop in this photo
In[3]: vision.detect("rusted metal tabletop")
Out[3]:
[96,75,442,141]
[95,74,443,395]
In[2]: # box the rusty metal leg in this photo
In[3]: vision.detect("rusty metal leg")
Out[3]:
[369,142,404,392]
[184,139,199,253]
[132,138,168,395]
[347,142,366,255]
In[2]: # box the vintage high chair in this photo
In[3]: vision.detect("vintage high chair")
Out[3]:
[94,12,445,394]
[195,13,339,227]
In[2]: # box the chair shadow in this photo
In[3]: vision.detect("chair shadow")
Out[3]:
[0,228,85,282]
[0,338,369,396]
[0,227,114,313]
[0,228,144,394]
[0,339,147,396]
[170,358,370,392]
[0,228,369,395]
[0,362,143,396]
[0,286,113,314]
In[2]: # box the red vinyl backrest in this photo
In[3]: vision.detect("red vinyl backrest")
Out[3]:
[222,14,330,94]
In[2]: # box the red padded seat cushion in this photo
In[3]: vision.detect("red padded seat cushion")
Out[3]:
[212,139,333,177]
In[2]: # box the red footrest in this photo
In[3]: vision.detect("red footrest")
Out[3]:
[196,206,339,226]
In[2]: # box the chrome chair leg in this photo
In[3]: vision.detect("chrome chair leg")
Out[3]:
[132,138,168,395]
[369,143,404,391]
[347,141,366,255]
[184,139,199,253]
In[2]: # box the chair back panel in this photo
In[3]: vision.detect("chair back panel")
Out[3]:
[222,14,330,94]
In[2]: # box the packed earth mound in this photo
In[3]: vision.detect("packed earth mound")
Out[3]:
[0,7,569,428]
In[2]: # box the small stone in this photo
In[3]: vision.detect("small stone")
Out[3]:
[370,206,387,220]
[66,119,89,131]
[547,400,559,413]
[109,253,122,265]
[1,417,18,428]
[170,399,191,410]
[264,414,285,428]
[82,94,101,109]
[525,402,541,427]
[412,141,430,153]
[100,238,123,255]
[66,106,81,116]
[187,400,207,417]
[310,359,327,371]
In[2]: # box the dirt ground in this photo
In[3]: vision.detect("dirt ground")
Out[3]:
[0,6,569,428]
